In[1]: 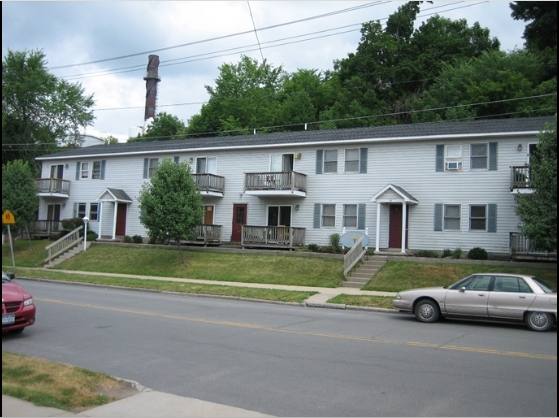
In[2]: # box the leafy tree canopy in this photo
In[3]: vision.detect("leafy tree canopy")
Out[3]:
[514,114,557,251]
[2,159,39,233]
[2,49,95,173]
[130,112,186,142]
[138,159,203,262]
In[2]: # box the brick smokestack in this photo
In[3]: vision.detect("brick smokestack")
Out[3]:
[143,55,161,121]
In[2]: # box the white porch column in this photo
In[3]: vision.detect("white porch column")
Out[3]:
[97,201,103,237]
[375,203,381,252]
[401,203,407,253]
[112,202,118,239]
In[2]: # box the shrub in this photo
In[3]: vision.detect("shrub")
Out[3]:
[415,250,439,258]
[329,233,341,252]
[468,247,488,260]
[451,247,463,259]
[132,235,143,244]
[442,248,452,258]
[307,243,320,252]
[61,217,85,231]
[122,235,133,243]
[86,231,98,242]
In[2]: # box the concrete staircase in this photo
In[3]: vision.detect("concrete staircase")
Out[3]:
[44,243,90,268]
[343,255,388,288]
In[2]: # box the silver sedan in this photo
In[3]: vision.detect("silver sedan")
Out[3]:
[393,273,557,331]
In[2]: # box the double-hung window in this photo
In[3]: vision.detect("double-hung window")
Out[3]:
[322,204,336,227]
[344,149,360,173]
[77,203,87,219]
[80,162,90,179]
[92,161,102,179]
[324,150,338,173]
[343,205,358,228]
[444,205,461,230]
[445,145,462,170]
[89,203,99,221]
[470,205,487,230]
[470,144,488,169]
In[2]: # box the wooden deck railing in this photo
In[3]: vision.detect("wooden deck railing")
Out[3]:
[194,173,225,194]
[44,226,83,264]
[195,224,222,245]
[25,220,63,238]
[510,166,530,190]
[245,172,307,193]
[509,232,556,260]
[344,235,367,278]
[35,178,71,195]
[241,226,305,248]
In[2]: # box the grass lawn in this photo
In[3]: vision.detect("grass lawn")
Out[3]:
[2,351,138,412]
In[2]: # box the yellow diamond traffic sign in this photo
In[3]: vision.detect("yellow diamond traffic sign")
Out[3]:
[2,210,16,224]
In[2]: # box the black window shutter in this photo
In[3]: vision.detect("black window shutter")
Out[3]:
[436,145,444,172]
[434,204,443,231]
[358,204,366,229]
[313,204,321,228]
[359,148,368,174]
[489,142,498,170]
[488,204,497,232]
[316,150,323,174]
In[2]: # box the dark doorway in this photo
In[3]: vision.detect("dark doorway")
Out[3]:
[389,204,408,249]
[116,203,127,236]
[231,204,247,242]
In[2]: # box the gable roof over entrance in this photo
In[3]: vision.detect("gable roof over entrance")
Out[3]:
[96,188,133,203]
[372,184,418,204]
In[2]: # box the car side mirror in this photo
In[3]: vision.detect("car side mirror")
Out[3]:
[459,286,467,292]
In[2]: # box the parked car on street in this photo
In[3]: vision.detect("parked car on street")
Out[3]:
[2,271,36,333]
[393,273,557,331]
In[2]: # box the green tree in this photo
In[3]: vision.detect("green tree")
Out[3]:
[186,55,285,136]
[103,135,120,145]
[411,49,557,122]
[2,49,95,172]
[2,159,39,237]
[138,159,203,262]
[515,115,557,251]
[131,112,186,142]
[510,1,557,81]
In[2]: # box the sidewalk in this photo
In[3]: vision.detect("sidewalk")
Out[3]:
[3,269,397,417]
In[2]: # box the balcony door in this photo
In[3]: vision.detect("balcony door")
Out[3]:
[47,204,61,233]
[50,164,64,179]
[268,206,291,227]
[270,154,293,172]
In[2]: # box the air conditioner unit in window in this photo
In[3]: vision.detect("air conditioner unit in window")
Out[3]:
[445,161,461,170]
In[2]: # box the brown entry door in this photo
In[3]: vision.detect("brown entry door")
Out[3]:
[116,203,127,236]
[389,204,408,248]
[231,204,247,242]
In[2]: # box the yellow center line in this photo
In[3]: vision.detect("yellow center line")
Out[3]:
[38,298,557,361]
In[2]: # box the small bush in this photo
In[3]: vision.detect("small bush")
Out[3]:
[329,233,341,252]
[442,248,452,258]
[307,243,320,252]
[415,250,439,258]
[468,247,488,260]
[451,247,463,259]
[86,231,98,241]
[122,235,133,243]
[61,217,85,231]
[132,235,143,244]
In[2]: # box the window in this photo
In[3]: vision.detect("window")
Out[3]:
[92,161,102,179]
[343,205,357,228]
[268,206,291,227]
[196,157,217,174]
[80,162,89,179]
[470,143,488,169]
[77,203,86,219]
[324,150,338,173]
[322,204,335,227]
[345,149,359,172]
[445,145,462,170]
[493,276,533,293]
[89,203,99,221]
[146,158,158,177]
[444,205,460,230]
[470,205,487,230]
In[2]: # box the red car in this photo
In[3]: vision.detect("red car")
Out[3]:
[2,271,36,333]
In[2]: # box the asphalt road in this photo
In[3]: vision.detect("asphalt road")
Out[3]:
[3,279,557,417]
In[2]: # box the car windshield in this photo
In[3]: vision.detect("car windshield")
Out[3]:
[531,277,556,293]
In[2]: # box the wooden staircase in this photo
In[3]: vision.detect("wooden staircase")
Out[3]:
[44,242,90,268]
[343,255,388,288]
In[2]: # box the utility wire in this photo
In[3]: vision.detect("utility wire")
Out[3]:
[247,1,265,63]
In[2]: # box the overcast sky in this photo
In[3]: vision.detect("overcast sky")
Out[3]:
[2,1,528,141]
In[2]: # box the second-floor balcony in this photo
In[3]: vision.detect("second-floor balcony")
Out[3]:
[244,171,307,197]
[194,173,225,196]
[510,166,533,193]
[35,178,71,198]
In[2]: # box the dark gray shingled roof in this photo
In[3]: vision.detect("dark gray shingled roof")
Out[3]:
[37,116,555,160]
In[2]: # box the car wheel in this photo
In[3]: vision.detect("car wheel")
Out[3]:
[414,299,440,323]
[525,312,553,332]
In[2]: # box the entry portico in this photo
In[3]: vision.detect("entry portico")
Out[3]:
[371,184,418,253]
